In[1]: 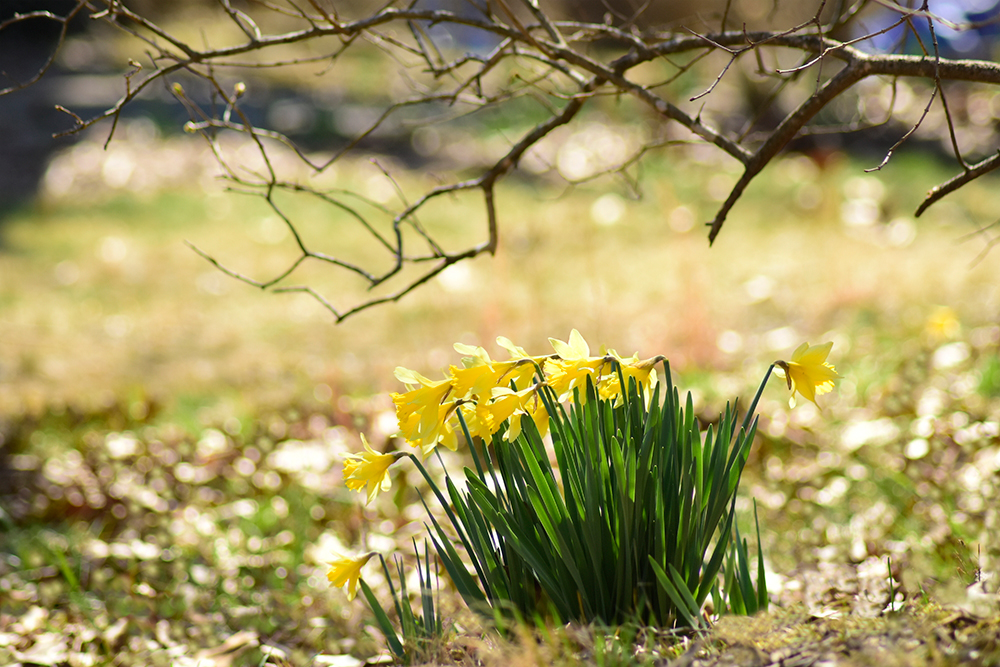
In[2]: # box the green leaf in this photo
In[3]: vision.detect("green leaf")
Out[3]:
[467,481,576,617]
[417,540,440,636]
[419,490,488,609]
[755,501,769,612]
[359,579,405,659]
[696,492,738,605]
[648,559,701,628]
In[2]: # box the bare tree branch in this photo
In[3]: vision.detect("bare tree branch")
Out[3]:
[0,0,89,94]
[916,152,1000,218]
[709,60,867,243]
[4,0,1000,321]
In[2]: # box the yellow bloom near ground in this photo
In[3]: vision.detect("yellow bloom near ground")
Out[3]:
[343,435,400,504]
[327,553,375,601]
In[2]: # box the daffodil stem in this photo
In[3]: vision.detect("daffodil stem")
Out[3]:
[405,453,458,534]
[403,452,490,591]
[433,448,450,477]
[740,363,775,435]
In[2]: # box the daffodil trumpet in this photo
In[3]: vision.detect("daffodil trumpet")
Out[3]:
[327,552,376,601]
[342,435,407,504]
[773,341,843,408]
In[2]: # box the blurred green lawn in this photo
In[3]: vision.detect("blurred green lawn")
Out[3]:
[2,130,1000,664]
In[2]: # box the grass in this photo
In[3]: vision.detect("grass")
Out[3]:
[2,121,1000,665]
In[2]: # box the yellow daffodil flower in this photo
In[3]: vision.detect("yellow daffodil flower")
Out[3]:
[545,358,601,399]
[498,359,541,391]
[456,339,546,394]
[343,435,401,504]
[493,385,550,441]
[454,342,492,362]
[546,330,607,400]
[392,367,455,451]
[456,387,529,441]
[456,401,494,440]
[495,336,530,358]
[776,342,842,407]
[404,401,459,457]
[488,387,528,441]
[487,387,524,426]
[495,337,549,390]
[549,329,591,360]
[451,342,544,403]
[451,343,503,398]
[327,552,375,601]
[436,418,459,453]
[522,392,550,441]
[598,354,663,403]
[450,363,499,400]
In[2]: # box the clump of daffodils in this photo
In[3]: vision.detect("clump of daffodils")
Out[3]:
[328,333,841,610]
[326,330,663,593]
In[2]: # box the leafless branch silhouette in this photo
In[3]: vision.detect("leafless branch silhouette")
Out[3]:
[4,0,1000,321]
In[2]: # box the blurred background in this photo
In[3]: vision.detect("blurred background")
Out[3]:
[2,1,1000,664]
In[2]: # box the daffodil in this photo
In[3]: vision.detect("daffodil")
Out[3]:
[451,343,503,398]
[327,552,375,601]
[405,401,460,457]
[492,384,550,441]
[392,367,455,451]
[450,363,500,400]
[520,391,550,441]
[776,342,842,407]
[496,337,549,390]
[451,341,546,395]
[598,354,664,403]
[455,387,528,441]
[545,330,606,400]
[456,401,494,440]
[343,435,401,504]
[486,387,524,426]
[549,328,591,361]
[498,359,541,391]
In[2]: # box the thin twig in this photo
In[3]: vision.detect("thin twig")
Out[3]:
[916,152,1000,217]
